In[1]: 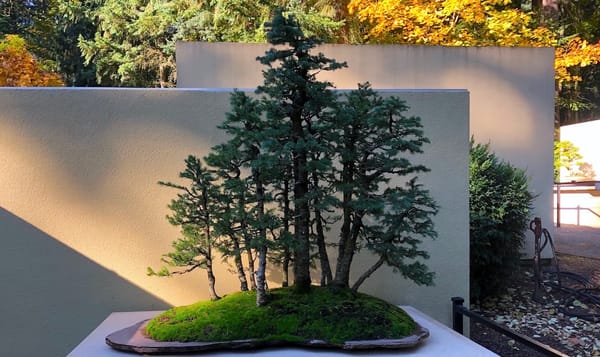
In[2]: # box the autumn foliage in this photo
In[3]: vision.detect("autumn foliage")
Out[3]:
[555,37,600,85]
[0,35,64,87]
[348,0,554,46]
[347,0,600,88]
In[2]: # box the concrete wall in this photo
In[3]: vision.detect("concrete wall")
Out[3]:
[0,87,469,356]
[178,43,556,251]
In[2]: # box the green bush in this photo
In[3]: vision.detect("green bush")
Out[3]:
[470,140,534,301]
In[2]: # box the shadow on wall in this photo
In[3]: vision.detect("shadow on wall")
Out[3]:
[0,207,170,357]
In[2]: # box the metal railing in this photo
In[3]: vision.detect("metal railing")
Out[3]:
[451,297,569,357]
[554,180,600,227]
[554,206,600,226]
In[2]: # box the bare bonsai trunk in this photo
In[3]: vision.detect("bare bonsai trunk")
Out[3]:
[291,103,311,292]
[245,243,257,290]
[333,157,355,287]
[352,256,385,292]
[310,170,332,286]
[282,253,290,287]
[254,168,269,306]
[314,205,332,286]
[205,225,220,300]
[256,246,268,306]
[206,260,220,300]
[232,237,248,291]
[334,213,363,287]
[281,177,291,287]
[203,193,220,300]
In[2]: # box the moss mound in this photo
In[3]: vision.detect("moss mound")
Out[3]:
[145,286,416,344]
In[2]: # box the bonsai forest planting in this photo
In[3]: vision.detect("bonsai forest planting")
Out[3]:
[145,11,439,347]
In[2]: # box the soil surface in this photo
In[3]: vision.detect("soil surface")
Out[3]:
[470,253,600,356]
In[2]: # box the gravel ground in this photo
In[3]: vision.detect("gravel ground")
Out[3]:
[470,253,600,356]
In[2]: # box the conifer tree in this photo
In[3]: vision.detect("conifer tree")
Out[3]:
[207,90,277,306]
[256,11,346,292]
[148,155,221,300]
[331,84,438,289]
[152,12,438,302]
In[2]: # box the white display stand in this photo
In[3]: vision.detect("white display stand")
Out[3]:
[68,306,498,356]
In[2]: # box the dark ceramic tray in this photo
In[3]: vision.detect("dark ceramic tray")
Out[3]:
[106,319,429,354]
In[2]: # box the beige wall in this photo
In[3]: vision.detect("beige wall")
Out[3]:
[178,43,556,252]
[0,87,468,356]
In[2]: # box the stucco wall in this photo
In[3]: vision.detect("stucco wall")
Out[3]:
[0,87,468,356]
[177,43,556,251]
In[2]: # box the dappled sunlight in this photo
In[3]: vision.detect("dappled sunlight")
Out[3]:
[0,90,245,306]
[0,87,469,326]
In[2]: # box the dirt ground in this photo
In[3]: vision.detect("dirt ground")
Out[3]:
[470,253,600,356]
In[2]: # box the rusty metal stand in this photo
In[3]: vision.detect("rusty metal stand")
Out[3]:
[529,217,561,302]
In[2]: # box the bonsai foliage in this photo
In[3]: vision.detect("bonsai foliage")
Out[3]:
[150,11,438,305]
[148,156,221,300]
[469,140,535,300]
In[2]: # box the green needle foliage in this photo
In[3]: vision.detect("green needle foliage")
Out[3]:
[469,140,535,301]
[150,11,438,309]
[148,155,221,301]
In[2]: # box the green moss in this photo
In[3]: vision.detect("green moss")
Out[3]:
[146,286,416,344]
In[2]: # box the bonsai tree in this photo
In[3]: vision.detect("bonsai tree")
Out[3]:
[147,155,221,300]
[150,10,438,306]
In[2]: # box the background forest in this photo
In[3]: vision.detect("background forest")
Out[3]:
[2,0,600,126]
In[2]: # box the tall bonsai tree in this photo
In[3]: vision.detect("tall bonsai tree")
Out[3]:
[332,84,438,290]
[148,155,221,301]
[151,11,438,304]
[255,12,347,292]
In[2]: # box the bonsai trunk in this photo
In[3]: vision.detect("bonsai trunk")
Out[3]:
[254,168,269,306]
[352,256,385,292]
[232,237,248,291]
[314,205,332,286]
[333,157,355,287]
[291,110,311,292]
[206,259,220,300]
[281,177,291,287]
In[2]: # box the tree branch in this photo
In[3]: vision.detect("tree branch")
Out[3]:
[352,256,385,292]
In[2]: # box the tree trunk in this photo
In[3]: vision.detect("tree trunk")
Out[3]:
[282,254,290,287]
[291,84,311,292]
[352,256,385,292]
[254,168,269,306]
[203,190,219,300]
[309,168,332,286]
[232,237,248,291]
[256,245,268,306]
[334,213,363,287]
[205,226,220,300]
[206,259,220,300]
[281,176,291,287]
[245,242,257,290]
[315,207,332,286]
[333,154,355,287]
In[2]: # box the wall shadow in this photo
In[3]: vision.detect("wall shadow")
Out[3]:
[0,207,170,357]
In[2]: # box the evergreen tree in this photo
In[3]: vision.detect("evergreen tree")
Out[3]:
[148,155,221,301]
[256,11,346,292]
[331,84,438,289]
[207,90,278,305]
[152,12,438,302]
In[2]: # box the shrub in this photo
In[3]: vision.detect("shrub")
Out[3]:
[470,140,534,300]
